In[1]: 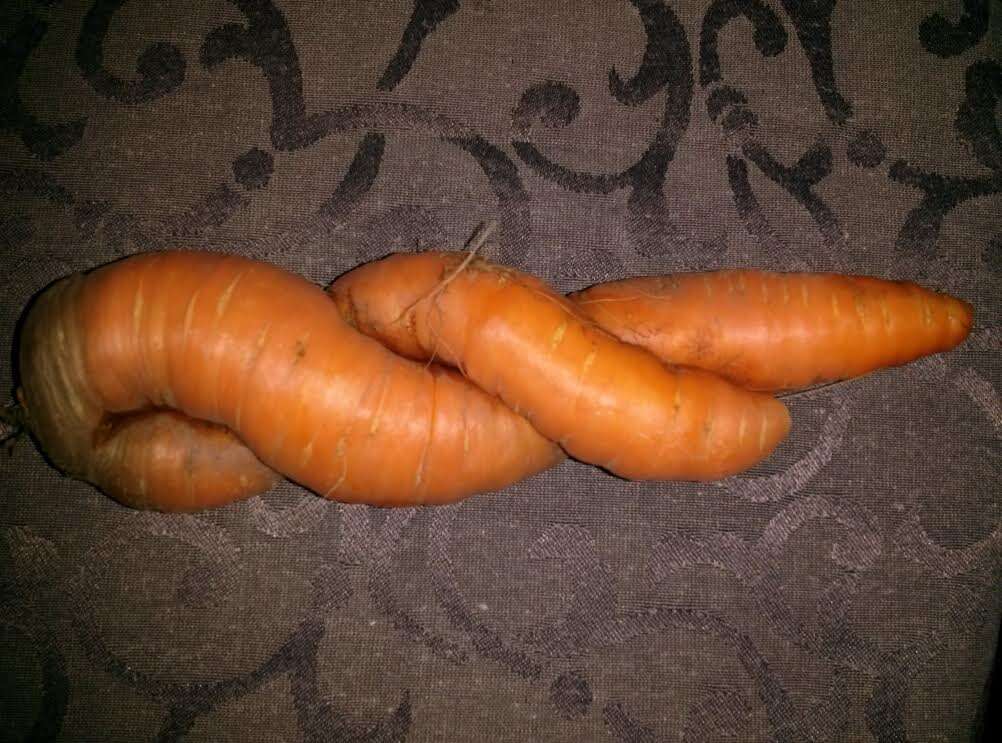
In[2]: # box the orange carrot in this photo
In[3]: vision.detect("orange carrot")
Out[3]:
[16,272,279,510]
[329,252,791,482]
[19,250,971,513]
[570,270,974,391]
[17,251,561,510]
[17,250,796,512]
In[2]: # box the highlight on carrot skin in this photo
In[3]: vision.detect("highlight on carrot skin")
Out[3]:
[12,249,974,512]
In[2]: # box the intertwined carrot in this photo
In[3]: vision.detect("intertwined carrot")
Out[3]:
[329,252,790,482]
[17,251,560,509]
[12,248,972,511]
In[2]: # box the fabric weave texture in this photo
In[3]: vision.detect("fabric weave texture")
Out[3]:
[1,1,1000,741]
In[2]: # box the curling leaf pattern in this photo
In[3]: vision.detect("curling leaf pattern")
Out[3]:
[1,1,999,740]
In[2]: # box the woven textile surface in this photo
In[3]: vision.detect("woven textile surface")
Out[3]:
[1,1,1000,741]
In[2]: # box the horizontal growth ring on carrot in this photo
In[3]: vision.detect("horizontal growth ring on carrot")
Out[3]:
[14,247,971,512]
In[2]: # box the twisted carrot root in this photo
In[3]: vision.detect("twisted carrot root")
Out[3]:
[17,251,561,510]
[14,249,970,511]
[329,252,790,482]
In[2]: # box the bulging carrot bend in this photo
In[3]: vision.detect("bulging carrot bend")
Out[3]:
[17,251,561,510]
[570,270,974,391]
[329,252,792,481]
[18,272,279,510]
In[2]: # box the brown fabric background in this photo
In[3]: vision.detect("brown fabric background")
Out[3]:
[2,1,1000,741]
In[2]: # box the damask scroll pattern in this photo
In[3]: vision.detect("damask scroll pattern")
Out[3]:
[512,0,702,259]
[1,12,85,159]
[1,1,1000,741]
[76,0,186,104]
[891,59,1002,254]
[699,0,854,264]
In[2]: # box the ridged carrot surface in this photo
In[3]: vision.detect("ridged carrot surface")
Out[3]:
[571,270,974,391]
[16,250,972,512]
[17,251,561,510]
[329,252,791,482]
